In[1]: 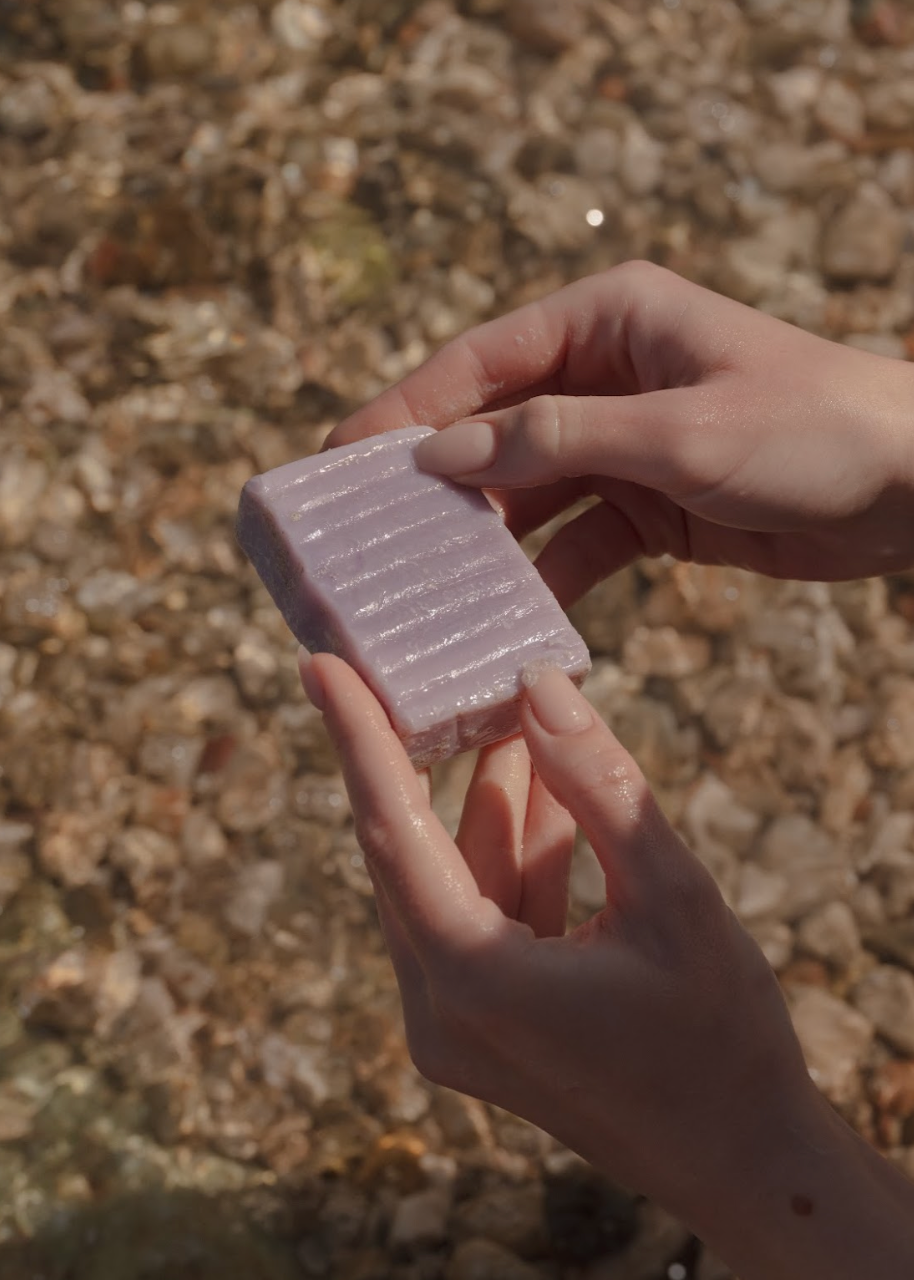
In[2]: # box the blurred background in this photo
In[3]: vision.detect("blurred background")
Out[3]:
[1,1,914,1277]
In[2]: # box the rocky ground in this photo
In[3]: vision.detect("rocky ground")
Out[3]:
[1,1,914,1276]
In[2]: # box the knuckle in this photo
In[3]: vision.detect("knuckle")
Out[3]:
[518,394,562,465]
[573,740,645,811]
[607,258,669,295]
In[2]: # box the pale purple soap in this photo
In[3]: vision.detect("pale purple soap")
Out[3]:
[236,427,591,767]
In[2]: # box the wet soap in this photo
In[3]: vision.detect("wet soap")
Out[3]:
[236,427,591,768]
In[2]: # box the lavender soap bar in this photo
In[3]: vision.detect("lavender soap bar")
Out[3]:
[237,427,591,768]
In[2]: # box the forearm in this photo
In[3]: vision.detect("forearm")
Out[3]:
[682,1090,914,1280]
[881,356,914,512]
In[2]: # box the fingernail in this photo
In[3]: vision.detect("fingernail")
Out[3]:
[414,422,497,476]
[522,666,593,736]
[297,647,326,712]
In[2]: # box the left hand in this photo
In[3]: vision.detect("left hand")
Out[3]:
[323,265,914,596]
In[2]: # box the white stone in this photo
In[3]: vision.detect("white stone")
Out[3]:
[789,984,873,1103]
[735,863,788,922]
[852,967,914,1057]
[619,121,663,197]
[814,78,865,138]
[822,185,906,282]
[796,901,861,969]
[390,1188,451,1251]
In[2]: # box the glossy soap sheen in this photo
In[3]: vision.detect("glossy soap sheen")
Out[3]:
[237,427,591,767]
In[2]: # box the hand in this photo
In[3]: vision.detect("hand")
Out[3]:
[298,652,914,1280]
[327,262,914,601]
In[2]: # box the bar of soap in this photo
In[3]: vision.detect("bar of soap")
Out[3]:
[236,427,591,767]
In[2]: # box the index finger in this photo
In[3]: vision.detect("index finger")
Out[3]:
[300,652,495,958]
[325,268,629,450]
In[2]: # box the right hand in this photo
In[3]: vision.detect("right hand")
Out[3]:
[301,653,914,1280]
[329,262,914,603]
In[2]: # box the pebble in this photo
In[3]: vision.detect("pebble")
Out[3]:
[866,78,914,131]
[795,901,862,970]
[0,848,30,910]
[585,1202,691,1279]
[445,1239,542,1280]
[619,121,664,197]
[821,185,906,282]
[622,626,711,679]
[0,453,48,547]
[734,863,788,922]
[505,0,586,53]
[757,815,854,921]
[788,984,874,1104]
[746,920,794,971]
[570,839,608,912]
[389,1187,452,1252]
[137,21,216,79]
[681,774,761,858]
[76,570,153,632]
[453,1184,547,1258]
[867,679,914,771]
[215,737,287,833]
[233,626,280,703]
[766,66,823,118]
[223,861,285,937]
[870,1059,914,1125]
[109,827,180,903]
[181,809,229,866]
[820,746,873,834]
[37,812,110,888]
[865,921,914,974]
[852,966,914,1057]
[433,1090,494,1150]
[569,571,639,656]
[814,78,866,138]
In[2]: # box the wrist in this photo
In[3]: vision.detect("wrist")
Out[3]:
[874,356,914,501]
[682,1085,914,1280]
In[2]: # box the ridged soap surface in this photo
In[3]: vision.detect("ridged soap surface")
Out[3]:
[236,427,591,766]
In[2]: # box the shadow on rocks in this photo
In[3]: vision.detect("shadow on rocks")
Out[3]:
[0,1188,304,1280]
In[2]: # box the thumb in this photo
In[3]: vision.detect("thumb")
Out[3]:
[518,667,705,911]
[413,389,704,494]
